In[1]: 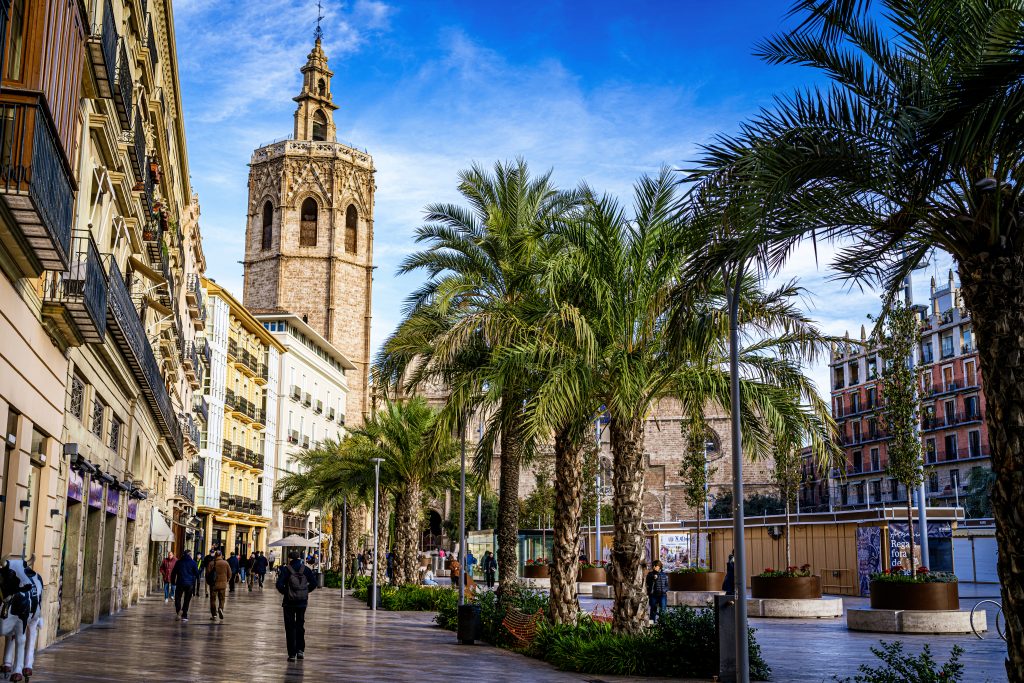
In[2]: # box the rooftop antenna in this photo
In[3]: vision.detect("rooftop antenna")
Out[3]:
[314,0,324,41]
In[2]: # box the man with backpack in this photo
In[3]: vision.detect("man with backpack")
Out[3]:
[645,560,669,624]
[170,550,200,622]
[276,550,318,662]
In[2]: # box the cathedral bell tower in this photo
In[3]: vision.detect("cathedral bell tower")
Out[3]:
[242,36,375,427]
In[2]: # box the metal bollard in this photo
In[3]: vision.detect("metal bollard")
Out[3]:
[715,594,737,683]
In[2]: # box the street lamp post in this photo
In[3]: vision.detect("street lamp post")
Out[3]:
[902,275,930,567]
[458,417,467,607]
[371,457,384,611]
[340,495,348,593]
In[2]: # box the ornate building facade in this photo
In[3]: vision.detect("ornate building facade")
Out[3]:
[242,37,375,429]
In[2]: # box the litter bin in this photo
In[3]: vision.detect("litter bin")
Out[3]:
[715,594,736,683]
[366,585,383,608]
[457,604,482,645]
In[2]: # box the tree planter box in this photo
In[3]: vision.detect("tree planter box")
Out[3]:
[869,581,959,611]
[751,575,822,599]
[667,572,725,592]
[578,567,606,583]
[523,565,550,579]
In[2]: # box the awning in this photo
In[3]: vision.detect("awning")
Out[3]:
[151,508,174,542]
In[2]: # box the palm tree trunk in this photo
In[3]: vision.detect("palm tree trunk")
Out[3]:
[958,252,1024,681]
[550,426,584,624]
[394,482,422,586]
[496,420,525,593]
[608,418,647,635]
[375,496,393,585]
[346,504,366,579]
[331,510,343,569]
[784,497,791,570]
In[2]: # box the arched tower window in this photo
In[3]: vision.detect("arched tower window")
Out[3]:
[345,204,358,253]
[312,110,327,142]
[317,78,326,96]
[300,198,318,246]
[261,201,273,250]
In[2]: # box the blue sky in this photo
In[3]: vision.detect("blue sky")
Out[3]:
[174,0,951,399]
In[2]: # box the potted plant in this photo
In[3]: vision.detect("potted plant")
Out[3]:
[869,568,959,610]
[667,564,726,591]
[751,564,823,599]
[578,560,607,583]
[523,557,550,579]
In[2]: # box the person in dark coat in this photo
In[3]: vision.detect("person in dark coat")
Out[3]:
[227,552,240,592]
[277,550,318,662]
[722,551,736,595]
[171,550,201,621]
[645,560,669,624]
[198,548,215,597]
[482,551,497,589]
[254,551,269,589]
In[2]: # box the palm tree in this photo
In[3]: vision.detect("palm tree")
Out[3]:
[347,398,459,585]
[688,2,1024,672]
[375,159,575,586]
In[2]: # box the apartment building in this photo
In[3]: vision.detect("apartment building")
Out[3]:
[196,280,283,557]
[802,271,991,514]
[255,311,352,543]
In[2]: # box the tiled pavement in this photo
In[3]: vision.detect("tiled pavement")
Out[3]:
[28,582,1009,682]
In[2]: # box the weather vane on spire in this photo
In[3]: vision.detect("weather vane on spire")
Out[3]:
[314,0,324,41]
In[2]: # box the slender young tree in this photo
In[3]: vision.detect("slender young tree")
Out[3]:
[878,300,924,573]
[773,441,803,570]
[680,415,714,568]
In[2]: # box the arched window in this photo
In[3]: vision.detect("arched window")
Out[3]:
[261,201,273,250]
[300,197,318,246]
[312,110,327,142]
[317,78,326,96]
[345,204,358,253]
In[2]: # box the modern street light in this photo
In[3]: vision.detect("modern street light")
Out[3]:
[902,274,930,567]
[340,495,348,593]
[458,416,467,607]
[370,457,384,611]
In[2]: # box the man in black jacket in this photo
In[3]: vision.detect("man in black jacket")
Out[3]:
[276,550,318,662]
[645,560,669,624]
[254,551,269,589]
[170,550,201,622]
[227,552,240,593]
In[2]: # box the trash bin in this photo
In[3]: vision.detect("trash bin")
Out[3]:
[366,585,383,608]
[715,594,736,683]
[457,604,482,645]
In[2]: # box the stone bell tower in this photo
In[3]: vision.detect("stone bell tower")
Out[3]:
[242,36,375,426]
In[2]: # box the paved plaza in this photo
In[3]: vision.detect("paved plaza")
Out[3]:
[27,584,1008,682]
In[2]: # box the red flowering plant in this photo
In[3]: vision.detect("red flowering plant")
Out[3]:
[580,560,607,570]
[871,566,958,584]
[525,557,550,566]
[756,563,812,578]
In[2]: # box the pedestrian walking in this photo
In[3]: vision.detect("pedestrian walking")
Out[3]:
[245,552,256,591]
[277,550,318,662]
[482,550,496,589]
[227,551,240,593]
[159,551,177,603]
[385,550,394,583]
[722,551,735,595]
[465,550,477,580]
[170,550,201,622]
[357,550,366,576]
[199,548,215,597]
[206,550,231,621]
[254,551,269,589]
[268,549,278,571]
[645,560,668,624]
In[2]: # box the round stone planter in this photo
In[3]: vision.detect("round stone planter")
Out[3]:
[578,567,607,583]
[869,580,959,611]
[522,564,550,579]
[751,575,822,599]
[667,571,726,592]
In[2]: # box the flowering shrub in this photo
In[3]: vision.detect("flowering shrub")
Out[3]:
[670,565,710,574]
[756,564,812,578]
[580,561,607,570]
[525,557,550,566]
[870,567,958,584]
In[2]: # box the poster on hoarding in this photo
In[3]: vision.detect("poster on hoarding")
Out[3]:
[88,479,103,509]
[67,469,84,503]
[127,498,138,521]
[658,533,691,571]
[105,487,120,515]
[856,527,883,596]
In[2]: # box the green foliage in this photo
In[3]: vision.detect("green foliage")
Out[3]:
[834,641,964,683]
[518,461,556,525]
[757,564,811,578]
[669,565,709,574]
[870,570,958,584]
[963,467,995,518]
[709,491,784,519]
[435,582,550,648]
[380,584,458,612]
[350,575,372,599]
[680,416,714,517]
[878,301,923,492]
[323,570,344,588]
[346,573,371,591]
[444,489,498,538]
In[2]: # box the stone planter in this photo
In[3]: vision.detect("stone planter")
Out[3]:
[667,571,726,592]
[578,567,607,583]
[751,575,822,599]
[869,580,959,611]
[523,564,550,579]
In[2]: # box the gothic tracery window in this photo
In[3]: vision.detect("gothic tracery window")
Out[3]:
[261,201,273,250]
[300,198,318,246]
[345,204,358,253]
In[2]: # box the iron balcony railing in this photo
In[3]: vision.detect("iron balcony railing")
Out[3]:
[222,438,232,458]
[41,231,107,344]
[224,389,236,410]
[106,261,183,458]
[195,395,209,423]
[0,101,73,272]
[129,111,145,183]
[174,475,195,505]
[147,14,158,66]
[113,40,132,128]
[182,413,200,448]
[86,0,118,100]
[189,457,204,486]
[227,338,238,359]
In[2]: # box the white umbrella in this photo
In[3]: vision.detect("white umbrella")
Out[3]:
[268,534,318,548]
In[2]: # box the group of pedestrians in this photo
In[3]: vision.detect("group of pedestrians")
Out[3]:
[158,547,317,664]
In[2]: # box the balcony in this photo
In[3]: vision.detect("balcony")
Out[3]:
[41,232,107,345]
[106,262,183,458]
[288,429,299,444]
[147,14,159,66]
[302,392,312,407]
[112,40,133,129]
[128,112,146,183]
[189,457,204,487]
[291,385,301,401]
[87,0,119,101]
[227,338,238,360]
[0,100,74,275]
[222,438,232,459]
[186,274,205,329]
[195,395,209,423]
[218,493,263,516]
[182,341,202,388]
[224,389,236,411]
[173,475,195,505]
[182,414,200,450]
[327,408,335,422]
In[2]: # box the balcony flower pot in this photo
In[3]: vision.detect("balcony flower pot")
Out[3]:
[578,566,607,583]
[668,570,726,592]
[869,579,959,610]
[751,575,822,599]
[523,564,550,579]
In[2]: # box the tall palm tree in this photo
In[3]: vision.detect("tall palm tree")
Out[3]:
[689,2,1024,673]
[375,159,575,586]
[347,398,459,585]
